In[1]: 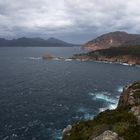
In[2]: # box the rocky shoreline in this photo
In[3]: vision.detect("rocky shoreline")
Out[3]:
[42,53,140,67]
[72,45,140,66]
[71,55,140,66]
[62,82,140,140]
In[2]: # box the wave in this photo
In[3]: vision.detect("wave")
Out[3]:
[120,63,130,66]
[89,92,117,104]
[99,103,117,112]
[88,91,118,112]
[53,57,61,60]
[99,107,109,112]
[64,59,73,61]
[28,57,42,60]
[117,86,123,93]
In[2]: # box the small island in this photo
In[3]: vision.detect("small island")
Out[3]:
[62,82,140,140]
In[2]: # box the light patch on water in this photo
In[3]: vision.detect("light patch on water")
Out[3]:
[83,113,94,120]
[136,65,140,67]
[77,107,89,113]
[51,129,62,140]
[77,107,94,120]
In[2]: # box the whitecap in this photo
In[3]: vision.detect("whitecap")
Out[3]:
[93,93,116,104]
[109,103,118,110]
[99,102,118,113]
[64,59,72,61]
[53,58,61,61]
[117,86,123,93]
[99,107,108,112]
[121,63,129,66]
[28,57,42,60]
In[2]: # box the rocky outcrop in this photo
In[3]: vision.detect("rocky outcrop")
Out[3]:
[130,105,140,125]
[42,53,55,60]
[42,53,65,60]
[84,31,140,51]
[118,82,140,125]
[62,82,140,140]
[118,82,140,107]
[92,130,124,140]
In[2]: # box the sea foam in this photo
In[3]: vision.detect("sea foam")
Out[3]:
[89,91,118,112]
[90,92,117,104]
[28,57,42,60]
[117,86,123,93]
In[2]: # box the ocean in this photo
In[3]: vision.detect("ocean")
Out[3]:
[0,47,140,140]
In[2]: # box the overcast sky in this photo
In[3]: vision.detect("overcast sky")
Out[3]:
[0,0,140,43]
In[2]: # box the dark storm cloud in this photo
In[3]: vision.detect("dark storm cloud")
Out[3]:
[0,0,140,43]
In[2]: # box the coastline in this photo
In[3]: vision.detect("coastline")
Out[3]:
[62,82,140,140]
[42,55,140,67]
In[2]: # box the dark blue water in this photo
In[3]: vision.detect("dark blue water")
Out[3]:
[0,47,140,140]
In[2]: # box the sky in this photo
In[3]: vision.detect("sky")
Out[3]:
[0,0,140,43]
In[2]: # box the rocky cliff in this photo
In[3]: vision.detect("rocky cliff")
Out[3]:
[62,82,140,140]
[84,31,140,51]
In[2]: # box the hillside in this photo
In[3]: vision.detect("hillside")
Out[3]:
[84,31,140,51]
[0,37,77,47]
[63,82,140,140]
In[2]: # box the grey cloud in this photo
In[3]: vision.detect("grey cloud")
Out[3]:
[0,0,140,43]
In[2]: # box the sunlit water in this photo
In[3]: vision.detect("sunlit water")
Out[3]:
[0,47,140,140]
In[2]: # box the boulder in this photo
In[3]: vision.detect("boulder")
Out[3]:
[93,130,124,140]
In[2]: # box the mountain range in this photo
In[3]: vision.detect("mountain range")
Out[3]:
[84,31,140,50]
[0,37,78,47]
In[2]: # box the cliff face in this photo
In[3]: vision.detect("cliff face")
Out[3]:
[84,31,140,51]
[62,82,140,140]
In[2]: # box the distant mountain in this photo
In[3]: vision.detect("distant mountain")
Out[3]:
[84,31,140,50]
[0,37,78,47]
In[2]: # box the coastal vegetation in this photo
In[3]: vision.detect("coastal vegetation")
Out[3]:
[73,45,140,65]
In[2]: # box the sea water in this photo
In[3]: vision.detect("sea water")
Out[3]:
[0,47,140,140]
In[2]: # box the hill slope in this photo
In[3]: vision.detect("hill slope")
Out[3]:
[84,31,140,50]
